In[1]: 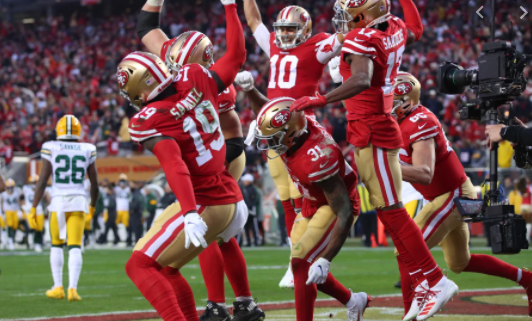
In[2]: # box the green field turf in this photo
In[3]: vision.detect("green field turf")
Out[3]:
[0,239,531,320]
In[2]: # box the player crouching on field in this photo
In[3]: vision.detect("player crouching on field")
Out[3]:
[254,98,370,321]
[392,72,532,320]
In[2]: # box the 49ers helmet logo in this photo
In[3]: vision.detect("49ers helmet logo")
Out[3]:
[348,0,368,8]
[117,70,129,89]
[300,13,309,22]
[394,82,413,96]
[203,44,214,62]
[271,110,291,128]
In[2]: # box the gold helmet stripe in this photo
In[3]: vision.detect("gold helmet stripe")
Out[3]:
[282,6,295,20]
[67,115,72,136]
[176,32,204,68]
[124,53,166,83]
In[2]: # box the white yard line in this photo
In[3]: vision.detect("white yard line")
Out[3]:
[2,286,524,321]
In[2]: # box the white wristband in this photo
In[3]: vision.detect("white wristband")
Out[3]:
[146,0,164,7]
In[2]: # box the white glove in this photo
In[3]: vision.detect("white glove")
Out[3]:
[234,71,254,92]
[328,56,343,84]
[220,0,235,5]
[306,258,331,285]
[184,212,208,249]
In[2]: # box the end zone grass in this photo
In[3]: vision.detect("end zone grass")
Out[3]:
[0,239,530,320]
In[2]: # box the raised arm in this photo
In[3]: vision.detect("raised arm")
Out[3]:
[137,0,170,55]
[209,1,247,93]
[243,0,262,33]
[398,0,423,45]
[234,71,268,115]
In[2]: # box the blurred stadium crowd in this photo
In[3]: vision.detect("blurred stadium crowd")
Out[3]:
[1,0,532,171]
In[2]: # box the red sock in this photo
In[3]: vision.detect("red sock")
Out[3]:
[292,258,317,321]
[317,273,351,305]
[378,208,442,287]
[125,251,185,321]
[464,254,519,281]
[293,197,303,212]
[198,243,226,303]
[161,267,199,321]
[282,200,297,237]
[397,256,414,314]
[220,237,252,298]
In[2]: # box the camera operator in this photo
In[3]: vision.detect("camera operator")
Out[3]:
[485,118,531,148]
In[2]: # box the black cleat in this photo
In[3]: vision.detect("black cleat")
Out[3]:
[232,299,265,321]
[200,300,232,321]
[394,279,402,289]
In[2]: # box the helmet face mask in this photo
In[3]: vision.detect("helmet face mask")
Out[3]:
[332,4,354,34]
[255,130,289,159]
[333,0,391,33]
[273,6,312,50]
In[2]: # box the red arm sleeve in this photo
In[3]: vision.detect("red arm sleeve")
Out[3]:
[399,0,423,41]
[153,139,197,214]
[209,4,246,89]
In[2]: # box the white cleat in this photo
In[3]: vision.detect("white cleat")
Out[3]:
[416,277,458,320]
[34,244,43,253]
[279,265,294,289]
[403,280,428,321]
[347,291,372,321]
[8,238,14,251]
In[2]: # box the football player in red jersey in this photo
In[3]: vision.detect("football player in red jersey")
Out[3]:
[136,2,265,320]
[243,0,344,289]
[392,72,532,320]
[119,3,251,320]
[255,97,369,321]
[290,0,457,319]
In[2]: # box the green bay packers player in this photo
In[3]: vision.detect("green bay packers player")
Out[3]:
[392,73,532,320]
[0,175,5,249]
[24,175,49,252]
[114,173,131,246]
[29,115,99,301]
[1,178,21,251]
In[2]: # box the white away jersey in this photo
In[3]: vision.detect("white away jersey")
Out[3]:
[114,186,131,211]
[41,141,96,212]
[23,185,44,214]
[1,189,21,212]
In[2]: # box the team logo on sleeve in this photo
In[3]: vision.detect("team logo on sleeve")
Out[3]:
[203,44,214,62]
[348,0,368,8]
[394,82,413,96]
[117,70,129,88]
[271,110,292,128]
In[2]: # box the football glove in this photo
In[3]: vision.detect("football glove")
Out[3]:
[234,71,254,92]
[86,206,95,223]
[328,56,343,84]
[290,92,327,112]
[306,258,331,285]
[28,207,38,230]
[184,212,208,249]
[220,0,235,5]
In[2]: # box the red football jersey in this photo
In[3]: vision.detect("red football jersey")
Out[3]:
[399,106,467,201]
[281,117,360,218]
[128,64,242,206]
[340,17,407,149]
[218,84,236,114]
